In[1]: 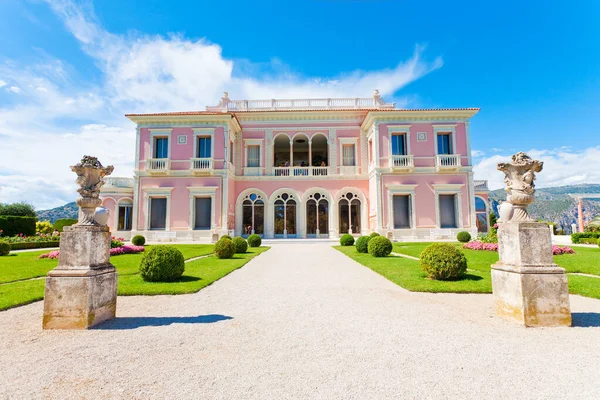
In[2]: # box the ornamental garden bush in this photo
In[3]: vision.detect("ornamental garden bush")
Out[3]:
[369,232,380,238]
[232,236,248,253]
[420,243,467,280]
[53,218,78,232]
[131,235,146,246]
[36,221,54,235]
[340,234,355,246]
[220,234,233,241]
[0,240,10,256]
[215,238,235,259]
[355,236,371,253]
[247,234,261,247]
[456,231,471,243]
[571,232,600,244]
[139,245,185,282]
[367,236,392,257]
[0,216,36,237]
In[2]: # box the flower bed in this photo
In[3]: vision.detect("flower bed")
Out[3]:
[38,245,145,259]
[464,240,575,255]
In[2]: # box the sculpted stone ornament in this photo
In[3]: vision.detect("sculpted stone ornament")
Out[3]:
[497,152,543,222]
[71,156,114,226]
[491,152,571,327]
[43,156,117,330]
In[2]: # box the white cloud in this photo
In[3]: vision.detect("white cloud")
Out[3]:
[474,147,600,190]
[471,150,485,158]
[0,80,6,88]
[6,86,22,94]
[1,0,443,209]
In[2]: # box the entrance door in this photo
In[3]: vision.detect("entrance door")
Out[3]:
[306,193,329,238]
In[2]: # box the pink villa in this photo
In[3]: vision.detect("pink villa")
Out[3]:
[100,91,490,241]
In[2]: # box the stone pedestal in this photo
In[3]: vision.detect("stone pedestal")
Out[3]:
[491,222,571,327]
[43,225,118,329]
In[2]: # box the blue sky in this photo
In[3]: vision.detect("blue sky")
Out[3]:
[0,0,599,209]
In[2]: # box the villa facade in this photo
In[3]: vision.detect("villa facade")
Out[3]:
[100,91,490,241]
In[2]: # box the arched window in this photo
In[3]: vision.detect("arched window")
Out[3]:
[306,192,329,237]
[338,192,361,234]
[475,197,489,233]
[274,192,297,237]
[242,193,264,236]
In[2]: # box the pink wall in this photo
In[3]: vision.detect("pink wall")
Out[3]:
[101,195,133,233]
[138,176,222,230]
[381,174,470,228]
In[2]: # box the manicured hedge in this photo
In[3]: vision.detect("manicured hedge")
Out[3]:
[367,236,393,257]
[369,232,380,238]
[131,235,146,246]
[139,245,185,282]
[457,231,471,243]
[0,241,10,256]
[9,241,60,251]
[0,216,36,237]
[571,232,600,244]
[232,236,248,253]
[247,234,261,247]
[54,218,78,232]
[355,236,371,253]
[215,238,235,259]
[420,243,468,280]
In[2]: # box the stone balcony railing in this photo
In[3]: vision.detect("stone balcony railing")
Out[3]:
[389,155,414,171]
[273,166,329,177]
[474,180,489,191]
[435,154,461,171]
[146,158,170,174]
[190,158,213,174]
[103,177,134,188]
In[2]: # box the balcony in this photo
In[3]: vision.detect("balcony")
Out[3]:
[474,180,489,192]
[146,158,170,174]
[435,154,461,171]
[389,155,414,171]
[190,158,213,174]
[272,166,329,177]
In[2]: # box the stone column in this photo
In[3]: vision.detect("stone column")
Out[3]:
[43,156,118,330]
[578,198,584,233]
[491,152,571,327]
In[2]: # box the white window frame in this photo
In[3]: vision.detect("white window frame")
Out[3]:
[475,195,491,233]
[149,129,172,160]
[115,198,134,231]
[387,125,411,156]
[387,184,417,230]
[144,187,173,231]
[433,125,457,155]
[339,137,359,167]
[432,184,464,229]
[189,186,218,231]
[244,139,263,168]
[193,128,215,159]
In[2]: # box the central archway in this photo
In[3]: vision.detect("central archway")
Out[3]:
[335,188,367,235]
[271,190,299,238]
[303,189,331,238]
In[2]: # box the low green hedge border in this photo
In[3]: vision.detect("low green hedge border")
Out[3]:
[571,232,600,244]
[9,242,60,251]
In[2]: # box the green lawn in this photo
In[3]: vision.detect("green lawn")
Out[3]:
[338,242,600,299]
[0,244,245,311]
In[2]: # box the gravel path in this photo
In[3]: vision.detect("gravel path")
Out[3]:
[1,243,600,399]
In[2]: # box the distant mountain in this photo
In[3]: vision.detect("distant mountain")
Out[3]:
[488,184,600,232]
[36,202,78,223]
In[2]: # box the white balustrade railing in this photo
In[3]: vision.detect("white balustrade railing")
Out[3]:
[190,158,213,171]
[273,167,291,177]
[208,96,395,111]
[312,166,328,176]
[146,158,170,172]
[389,155,414,169]
[435,154,461,169]
[271,166,329,177]
[104,177,134,188]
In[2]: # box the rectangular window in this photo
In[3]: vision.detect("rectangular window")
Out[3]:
[391,134,406,156]
[437,133,452,155]
[197,137,211,158]
[194,197,212,230]
[247,145,260,167]
[154,137,169,159]
[393,195,411,229]
[150,198,167,230]
[118,205,132,231]
[342,144,356,166]
[439,194,457,228]
[229,141,234,163]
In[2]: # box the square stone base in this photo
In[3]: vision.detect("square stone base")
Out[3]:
[43,267,117,329]
[491,264,571,327]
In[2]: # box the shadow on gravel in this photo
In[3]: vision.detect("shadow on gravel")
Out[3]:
[93,314,233,330]
[571,312,600,328]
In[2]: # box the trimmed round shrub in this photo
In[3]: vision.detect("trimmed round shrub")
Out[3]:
[215,238,235,259]
[139,245,185,282]
[0,240,10,256]
[420,243,468,280]
[247,234,261,248]
[340,234,355,246]
[369,232,380,238]
[355,236,371,253]
[457,231,471,243]
[232,236,248,253]
[220,234,233,241]
[131,235,146,246]
[368,236,392,257]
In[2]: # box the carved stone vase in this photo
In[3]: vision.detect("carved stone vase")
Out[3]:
[43,156,118,330]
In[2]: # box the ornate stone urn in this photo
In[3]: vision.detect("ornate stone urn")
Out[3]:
[491,152,571,327]
[43,156,118,330]
[496,152,543,222]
